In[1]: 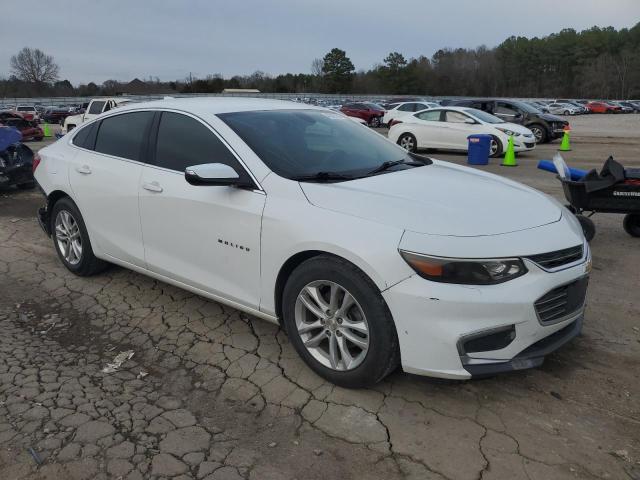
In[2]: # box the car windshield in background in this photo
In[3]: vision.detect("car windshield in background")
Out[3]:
[364,102,384,110]
[17,107,33,111]
[464,108,504,124]
[219,109,429,180]
[512,101,539,114]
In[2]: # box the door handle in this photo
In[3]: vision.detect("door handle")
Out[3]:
[142,181,163,193]
[75,165,91,174]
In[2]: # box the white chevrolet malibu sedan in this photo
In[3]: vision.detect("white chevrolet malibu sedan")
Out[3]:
[34,98,591,387]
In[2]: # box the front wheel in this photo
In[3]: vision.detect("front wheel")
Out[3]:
[489,136,503,158]
[282,255,399,388]
[369,116,381,128]
[576,214,596,242]
[529,124,547,143]
[623,214,640,237]
[51,197,108,276]
[397,133,417,153]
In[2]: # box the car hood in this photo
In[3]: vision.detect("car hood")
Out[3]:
[300,161,562,237]
[499,122,533,135]
[537,112,566,122]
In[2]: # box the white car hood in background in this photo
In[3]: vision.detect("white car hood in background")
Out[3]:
[500,122,533,135]
[300,161,561,237]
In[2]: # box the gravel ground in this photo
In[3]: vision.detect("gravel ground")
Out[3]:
[0,115,639,480]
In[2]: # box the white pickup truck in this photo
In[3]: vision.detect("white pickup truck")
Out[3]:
[61,97,134,134]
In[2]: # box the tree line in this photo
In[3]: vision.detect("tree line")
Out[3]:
[3,22,639,100]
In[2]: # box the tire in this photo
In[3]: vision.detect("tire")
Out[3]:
[397,133,417,153]
[563,110,570,116]
[17,181,35,190]
[489,136,503,158]
[282,255,400,388]
[623,214,640,237]
[50,197,108,276]
[369,116,381,128]
[529,124,547,143]
[576,214,596,242]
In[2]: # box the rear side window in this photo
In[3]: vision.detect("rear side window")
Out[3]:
[94,111,153,161]
[416,110,442,121]
[71,122,98,150]
[154,112,243,174]
[398,104,414,112]
[88,101,106,114]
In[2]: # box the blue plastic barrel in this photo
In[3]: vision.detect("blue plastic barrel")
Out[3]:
[467,134,492,165]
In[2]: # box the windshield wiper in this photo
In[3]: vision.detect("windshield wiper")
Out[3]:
[291,171,355,183]
[366,159,421,176]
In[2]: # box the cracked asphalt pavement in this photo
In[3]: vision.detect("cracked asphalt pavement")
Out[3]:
[1,126,639,479]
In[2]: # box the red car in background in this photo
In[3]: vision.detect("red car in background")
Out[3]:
[340,102,385,127]
[0,113,44,141]
[586,101,621,114]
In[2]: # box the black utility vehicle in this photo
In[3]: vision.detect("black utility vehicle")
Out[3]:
[445,99,569,143]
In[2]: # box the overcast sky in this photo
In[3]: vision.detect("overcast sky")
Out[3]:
[2,0,640,85]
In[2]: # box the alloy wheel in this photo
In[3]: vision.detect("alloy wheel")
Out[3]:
[294,280,369,371]
[490,139,499,156]
[531,127,543,143]
[55,210,82,265]
[399,135,415,151]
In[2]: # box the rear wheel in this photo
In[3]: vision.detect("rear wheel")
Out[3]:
[282,255,399,387]
[576,214,596,242]
[369,116,381,128]
[529,124,547,143]
[563,110,570,115]
[623,214,640,237]
[397,133,417,153]
[51,197,108,276]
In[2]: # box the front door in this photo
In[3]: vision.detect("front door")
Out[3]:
[139,111,265,309]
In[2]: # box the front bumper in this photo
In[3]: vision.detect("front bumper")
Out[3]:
[383,251,590,380]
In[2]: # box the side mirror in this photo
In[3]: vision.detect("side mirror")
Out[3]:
[185,163,247,187]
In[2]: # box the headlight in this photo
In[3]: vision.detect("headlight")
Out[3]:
[399,251,527,285]
[496,128,521,137]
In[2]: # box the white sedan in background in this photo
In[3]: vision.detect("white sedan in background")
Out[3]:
[34,98,588,387]
[382,101,440,126]
[547,103,581,116]
[388,107,536,157]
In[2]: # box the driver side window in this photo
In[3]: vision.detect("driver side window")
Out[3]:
[415,110,442,121]
[495,103,519,116]
[154,112,247,179]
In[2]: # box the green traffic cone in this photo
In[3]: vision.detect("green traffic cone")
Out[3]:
[501,136,517,167]
[558,130,571,151]
[43,123,52,137]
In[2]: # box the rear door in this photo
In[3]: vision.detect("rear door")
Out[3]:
[139,111,265,309]
[68,111,154,267]
[411,109,447,148]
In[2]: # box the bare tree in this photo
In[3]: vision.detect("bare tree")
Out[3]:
[311,58,324,77]
[10,47,59,84]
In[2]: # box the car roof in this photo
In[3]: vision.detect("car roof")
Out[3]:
[114,97,324,116]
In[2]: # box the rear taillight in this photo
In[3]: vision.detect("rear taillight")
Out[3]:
[32,153,41,172]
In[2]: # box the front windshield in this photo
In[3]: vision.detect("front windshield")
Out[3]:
[463,108,504,124]
[219,109,428,180]
[17,106,32,111]
[364,102,384,110]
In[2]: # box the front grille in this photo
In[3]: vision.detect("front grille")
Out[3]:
[525,142,535,148]
[527,245,583,270]
[534,277,588,324]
